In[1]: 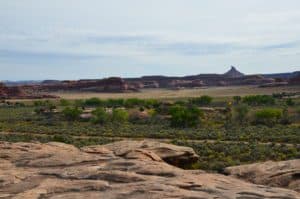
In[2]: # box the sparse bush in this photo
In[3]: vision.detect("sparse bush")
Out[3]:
[190,95,213,106]
[234,104,249,124]
[286,98,295,106]
[124,98,145,108]
[60,99,70,106]
[272,93,285,99]
[243,95,275,106]
[233,96,242,104]
[33,100,56,114]
[128,110,150,123]
[144,99,159,108]
[105,98,124,107]
[254,108,282,126]
[91,107,109,124]
[52,134,73,144]
[74,99,84,108]
[84,98,103,106]
[33,100,44,107]
[111,108,128,123]
[280,107,291,125]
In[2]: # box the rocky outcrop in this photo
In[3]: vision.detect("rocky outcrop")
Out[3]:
[0,83,57,99]
[168,79,205,88]
[224,160,300,192]
[289,74,300,85]
[37,77,132,93]
[0,83,24,99]
[224,66,245,78]
[103,140,199,168]
[0,141,299,199]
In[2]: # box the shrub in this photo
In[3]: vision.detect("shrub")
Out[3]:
[111,108,129,123]
[144,99,159,108]
[286,98,295,106]
[91,107,110,124]
[272,93,285,99]
[33,100,56,114]
[128,110,150,123]
[74,99,84,107]
[84,98,103,106]
[190,95,213,106]
[52,134,73,144]
[33,100,44,106]
[233,96,242,104]
[124,98,145,108]
[62,107,82,121]
[169,105,202,128]
[280,107,291,125]
[105,98,124,107]
[243,95,275,106]
[234,104,249,124]
[60,99,70,106]
[254,108,282,126]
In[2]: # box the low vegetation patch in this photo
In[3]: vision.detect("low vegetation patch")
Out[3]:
[0,93,299,172]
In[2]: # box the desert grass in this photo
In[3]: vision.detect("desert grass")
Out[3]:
[50,85,300,100]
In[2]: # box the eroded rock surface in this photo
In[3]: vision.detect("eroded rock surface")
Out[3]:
[225,159,300,192]
[0,141,299,199]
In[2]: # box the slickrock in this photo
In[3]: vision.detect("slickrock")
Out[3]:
[225,159,300,192]
[0,141,299,199]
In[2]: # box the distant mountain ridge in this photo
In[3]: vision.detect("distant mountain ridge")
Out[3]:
[1,66,299,87]
[262,71,300,79]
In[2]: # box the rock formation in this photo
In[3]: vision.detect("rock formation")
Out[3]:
[37,77,131,92]
[224,66,245,78]
[0,82,58,99]
[225,160,300,192]
[0,140,299,199]
[0,83,25,99]
[289,74,300,85]
[168,79,205,88]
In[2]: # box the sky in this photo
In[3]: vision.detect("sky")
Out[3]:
[0,0,300,80]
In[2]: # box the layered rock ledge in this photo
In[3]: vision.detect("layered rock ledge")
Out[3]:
[0,140,299,199]
[225,159,300,192]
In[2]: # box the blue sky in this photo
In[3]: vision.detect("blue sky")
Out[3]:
[0,0,300,80]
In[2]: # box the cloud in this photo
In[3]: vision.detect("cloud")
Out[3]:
[0,49,105,62]
[1,0,300,79]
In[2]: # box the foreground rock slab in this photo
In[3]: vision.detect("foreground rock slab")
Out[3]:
[0,141,299,199]
[225,159,300,192]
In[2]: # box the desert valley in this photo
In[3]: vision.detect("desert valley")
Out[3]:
[1,1,300,198]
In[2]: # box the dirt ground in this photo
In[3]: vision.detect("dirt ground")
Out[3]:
[50,85,300,100]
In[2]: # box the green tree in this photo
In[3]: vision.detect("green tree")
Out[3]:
[169,105,202,128]
[62,107,82,121]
